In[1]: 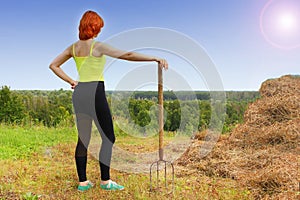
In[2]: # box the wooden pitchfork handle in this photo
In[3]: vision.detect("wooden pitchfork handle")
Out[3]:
[158,65,164,161]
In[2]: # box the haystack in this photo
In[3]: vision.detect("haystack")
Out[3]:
[175,75,300,199]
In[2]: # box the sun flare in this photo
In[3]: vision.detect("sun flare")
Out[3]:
[277,12,297,32]
[260,0,300,49]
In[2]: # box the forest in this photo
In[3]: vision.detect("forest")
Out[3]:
[0,85,259,134]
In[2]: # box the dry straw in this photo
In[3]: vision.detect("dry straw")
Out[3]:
[175,75,300,199]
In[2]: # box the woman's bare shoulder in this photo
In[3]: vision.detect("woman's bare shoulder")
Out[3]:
[94,41,108,48]
[94,41,125,57]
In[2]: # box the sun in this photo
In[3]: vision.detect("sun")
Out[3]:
[277,12,297,32]
[260,0,300,49]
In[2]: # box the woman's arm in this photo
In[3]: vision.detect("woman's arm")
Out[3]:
[96,43,168,70]
[49,46,78,89]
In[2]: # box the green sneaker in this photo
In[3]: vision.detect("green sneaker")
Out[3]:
[100,180,124,191]
[77,180,94,191]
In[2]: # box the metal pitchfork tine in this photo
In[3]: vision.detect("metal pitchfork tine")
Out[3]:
[150,64,174,193]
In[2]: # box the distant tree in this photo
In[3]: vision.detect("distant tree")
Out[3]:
[128,98,153,127]
[137,110,151,127]
[222,100,249,133]
[164,100,181,131]
[198,101,211,131]
[0,86,26,124]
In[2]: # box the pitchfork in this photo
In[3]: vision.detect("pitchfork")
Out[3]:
[150,65,174,193]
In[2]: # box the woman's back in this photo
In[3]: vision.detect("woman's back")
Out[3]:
[73,40,103,57]
[73,40,106,82]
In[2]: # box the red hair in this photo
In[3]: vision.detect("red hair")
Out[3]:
[79,10,104,40]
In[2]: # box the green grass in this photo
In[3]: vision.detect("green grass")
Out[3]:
[0,125,253,199]
[0,125,77,160]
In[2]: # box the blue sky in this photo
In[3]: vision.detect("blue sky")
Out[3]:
[0,0,299,91]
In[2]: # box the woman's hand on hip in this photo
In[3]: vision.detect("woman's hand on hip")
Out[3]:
[70,80,78,89]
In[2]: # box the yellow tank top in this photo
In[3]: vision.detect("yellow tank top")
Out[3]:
[73,41,106,82]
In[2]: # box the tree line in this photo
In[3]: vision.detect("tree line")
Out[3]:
[0,86,259,133]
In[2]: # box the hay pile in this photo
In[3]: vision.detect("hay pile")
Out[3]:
[175,75,300,199]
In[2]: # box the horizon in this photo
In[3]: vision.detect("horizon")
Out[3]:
[10,88,260,92]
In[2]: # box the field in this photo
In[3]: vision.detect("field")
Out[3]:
[0,125,251,200]
[1,75,299,199]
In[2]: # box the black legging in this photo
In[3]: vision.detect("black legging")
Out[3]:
[72,81,115,182]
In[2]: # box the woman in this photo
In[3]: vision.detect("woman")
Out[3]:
[49,10,168,191]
